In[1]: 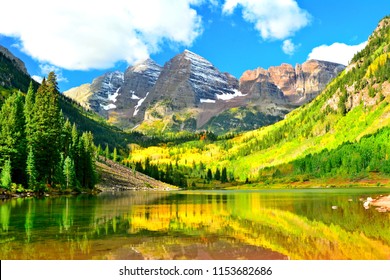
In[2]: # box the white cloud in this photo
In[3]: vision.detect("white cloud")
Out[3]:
[0,0,203,70]
[308,42,367,66]
[32,75,43,84]
[282,39,298,55]
[222,0,311,40]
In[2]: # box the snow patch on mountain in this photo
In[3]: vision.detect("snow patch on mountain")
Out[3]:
[183,49,238,101]
[200,98,216,103]
[101,103,116,110]
[108,87,120,102]
[133,92,149,116]
[129,90,141,100]
[216,89,246,101]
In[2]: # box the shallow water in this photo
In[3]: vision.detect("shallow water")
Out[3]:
[1,188,389,260]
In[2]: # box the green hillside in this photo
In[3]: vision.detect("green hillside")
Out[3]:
[59,95,152,151]
[0,46,155,153]
[127,16,390,187]
[0,51,39,104]
[201,106,282,135]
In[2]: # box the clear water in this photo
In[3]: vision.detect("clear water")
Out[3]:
[1,188,389,260]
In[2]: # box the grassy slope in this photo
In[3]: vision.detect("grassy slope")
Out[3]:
[128,16,390,183]
[96,157,177,190]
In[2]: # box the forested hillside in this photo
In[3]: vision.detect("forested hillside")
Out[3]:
[0,74,96,192]
[125,16,390,187]
[59,94,154,151]
[0,49,39,104]
[2,16,390,190]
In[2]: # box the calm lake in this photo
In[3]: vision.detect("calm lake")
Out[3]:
[1,188,390,260]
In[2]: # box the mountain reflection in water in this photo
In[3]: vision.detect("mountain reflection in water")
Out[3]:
[1,188,389,260]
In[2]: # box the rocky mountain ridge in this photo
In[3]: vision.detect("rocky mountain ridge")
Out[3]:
[241,60,345,104]
[64,50,345,134]
[0,45,38,100]
[0,45,28,75]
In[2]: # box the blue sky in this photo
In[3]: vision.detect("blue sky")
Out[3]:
[0,0,389,92]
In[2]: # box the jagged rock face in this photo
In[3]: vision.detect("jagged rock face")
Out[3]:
[294,60,346,103]
[146,52,195,110]
[184,50,239,102]
[115,59,162,124]
[140,50,242,131]
[122,58,161,100]
[64,59,162,127]
[146,50,239,110]
[88,71,124,116]
[241,60,345,105]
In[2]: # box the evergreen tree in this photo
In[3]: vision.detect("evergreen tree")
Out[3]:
[145,157,151,175]
[199,161,205,172]
[207,168,212,181]
[135,161,144,173]
[215,168,221,181]
[0,92,27,184]
[62,119,73,159]
[113,147,117,162]
[80,132,96,189]
[1,159,12,189]
[24,81,36,145]
[26,148,38,191]
[70,123,80,178]
[30,73,62,186]
[76,134,85,186]
[54,153,65,188]
[221,167,228,183]
[104,144,110,160]
[46,72,60,94]
[0,74,97,192]
[96,144,102,157]
[63,156,76,190]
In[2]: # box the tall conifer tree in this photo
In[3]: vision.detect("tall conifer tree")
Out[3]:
[30,72,62,186]
[63,156,76,190]
[26,147,38,190]
[1,159,12,189]
[25,81,36,145]
[0,92,27,184]
[80,132,96,189]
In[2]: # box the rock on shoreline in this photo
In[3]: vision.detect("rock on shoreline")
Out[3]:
[371,195,390,212]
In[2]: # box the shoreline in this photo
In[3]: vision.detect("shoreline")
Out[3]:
[2,185,389,200]
[371,195,390,212]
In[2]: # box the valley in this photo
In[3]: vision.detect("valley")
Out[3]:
[1,16,390,192]
[1,9,390,262]
[121,16,390,189]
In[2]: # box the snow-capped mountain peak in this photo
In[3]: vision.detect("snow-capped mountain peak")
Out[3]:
[132,58,162,75]
[180,50,239,102]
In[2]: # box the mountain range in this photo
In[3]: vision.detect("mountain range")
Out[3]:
[124,15,390,186]
[65,50,344,134]
[1,15,390,188]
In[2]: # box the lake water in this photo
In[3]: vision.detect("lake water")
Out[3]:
[1,188,390,260]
